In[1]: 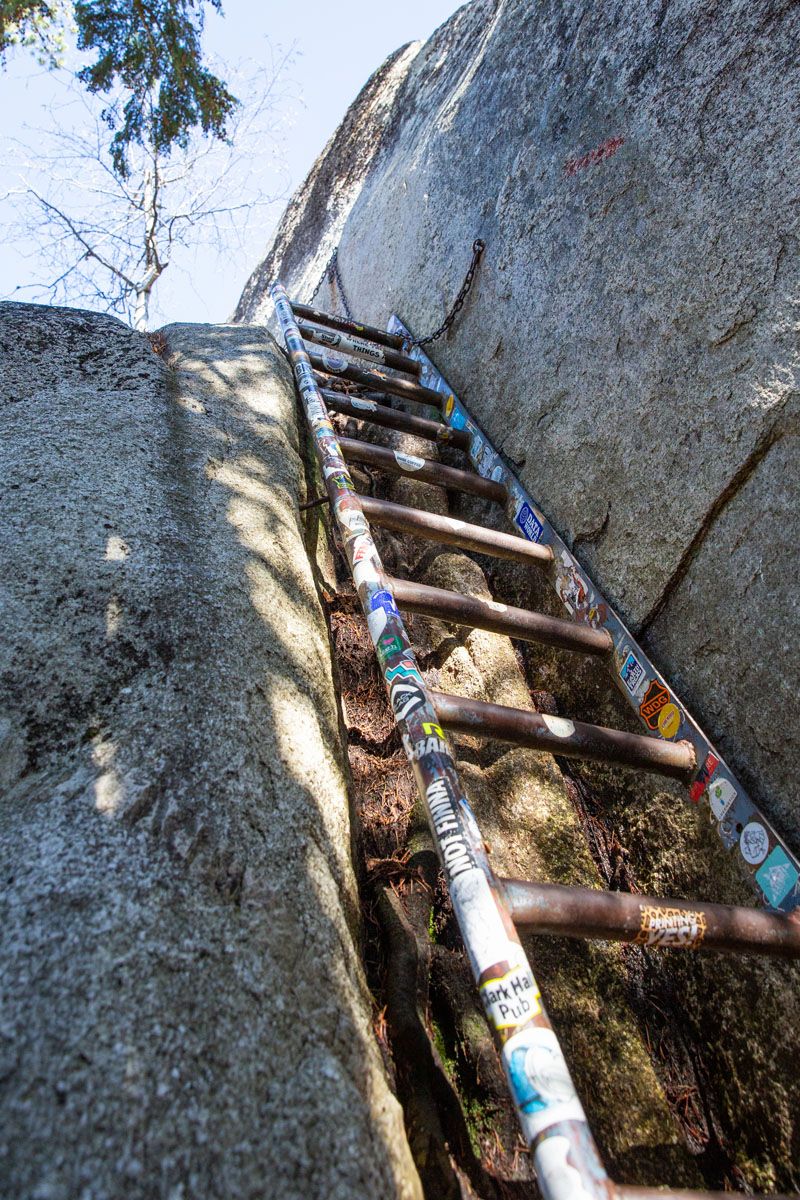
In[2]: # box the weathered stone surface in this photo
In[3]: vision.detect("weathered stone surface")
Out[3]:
[238,0,800,853]
[0,302,421,1200]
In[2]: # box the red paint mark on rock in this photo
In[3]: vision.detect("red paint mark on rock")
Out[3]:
[564,137,625,176]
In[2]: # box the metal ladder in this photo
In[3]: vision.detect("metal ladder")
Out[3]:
[272,284,799,1200]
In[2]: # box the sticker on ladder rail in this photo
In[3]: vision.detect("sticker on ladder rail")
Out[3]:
[503,1026,586,1138]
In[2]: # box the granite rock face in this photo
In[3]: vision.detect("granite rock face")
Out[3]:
[0,303,421,1200]
[237,0,800,849]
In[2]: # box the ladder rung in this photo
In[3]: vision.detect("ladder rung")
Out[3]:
[290,300,406,351]
[432,690,694,779]
[501,878,800,960]
[390,576,612,656]
[339,437,507,504]
[359,495,553,565]
[309,351,443,408]
[298,320,421,377]
[322,391,471,451]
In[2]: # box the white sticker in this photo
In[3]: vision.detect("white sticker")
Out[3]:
[393,451,425,472]
[366,606,387,642]
[450,868,515,977]
[503,1027,586,1139]
[534,1135,595,1200]
[350,337,383,362]
[739,821,769,865]
[541,715,576,739]
[339,509,368,533]
[350,398,376,412]
[353,556,379,590]
[708,778,736,821]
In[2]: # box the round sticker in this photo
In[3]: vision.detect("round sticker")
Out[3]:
[739,821,770,865]
[657,703,681,739]
[321,350,349,374]
[393,451,425,472]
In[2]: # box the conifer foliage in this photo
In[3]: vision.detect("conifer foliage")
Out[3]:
[0,0,238,175]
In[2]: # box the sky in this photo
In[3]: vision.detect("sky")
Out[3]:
[0,1,463,325]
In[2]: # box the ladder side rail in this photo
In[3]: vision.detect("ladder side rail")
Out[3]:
[271,280,615,1200]
[389,315,800,917]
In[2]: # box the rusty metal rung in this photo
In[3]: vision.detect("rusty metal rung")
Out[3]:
[359,494,553,566]
[390,575,612,656]
[290,300,407,350]
[309,350,444,408]
[340,436,507,504]
[432,690,694,780]
[298,320,422,377]
[501,878,800,960]
[323,390,471,451]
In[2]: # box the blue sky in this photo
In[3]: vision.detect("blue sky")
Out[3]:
[0,1,462,325]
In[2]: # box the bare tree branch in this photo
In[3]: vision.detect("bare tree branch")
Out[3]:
[1,52,297,328]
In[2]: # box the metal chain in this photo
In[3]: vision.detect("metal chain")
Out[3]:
[308,246,353,321]
[412,238,485,348]
[308,237,484,345]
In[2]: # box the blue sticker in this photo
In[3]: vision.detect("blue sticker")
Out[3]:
[515,502,543,543]
[507,1045,548,1115]
[369,590,399,617]
[756,847,799,907]
[451,408,466,430]
[620,652,646,695]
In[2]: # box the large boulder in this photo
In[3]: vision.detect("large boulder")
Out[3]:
[237,0,800,850]
[0,303,420,1200]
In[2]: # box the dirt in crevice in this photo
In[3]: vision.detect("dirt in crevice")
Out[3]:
[322,581,539,1200]
[294,396,539,1197]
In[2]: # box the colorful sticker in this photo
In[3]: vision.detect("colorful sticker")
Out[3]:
[639,680,670,731]
[634,905,707,949]
[503,1027,585,1137]
[755,847,799,907]
[389,678,426,721]
[385,658,423,684]
[376,633,404,664]
[739,821,770,866]
[480,966,541,1030]
[515,502,544,543]
[657,703,682,740]
[708,778,737,821]
[620,651,646,697]
[321,350,349,373]
[689,751,719,803]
